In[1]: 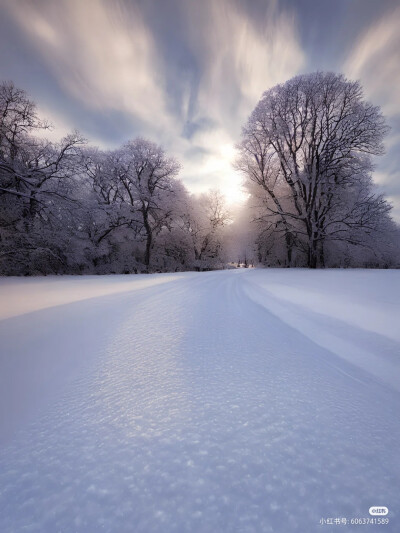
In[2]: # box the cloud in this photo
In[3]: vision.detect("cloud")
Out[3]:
[345,6,400,117]
[4,0,173,132]
[3,0,304,205]
[175,0,305,202]
[181,0,305,130]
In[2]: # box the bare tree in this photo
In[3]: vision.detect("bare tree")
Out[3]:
[0,81,49,161]
[237,72,391,268]
[0,81,87,273]
[179,190,230,270]
[116,138,181,271]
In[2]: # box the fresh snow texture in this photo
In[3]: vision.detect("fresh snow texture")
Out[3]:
[0,269,399,533]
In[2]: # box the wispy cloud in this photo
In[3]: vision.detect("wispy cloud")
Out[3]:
[345,6,400,117]
[184,0,304,128]
[175,0,305,202]
[4,0,172,131]
[3,0,304,204]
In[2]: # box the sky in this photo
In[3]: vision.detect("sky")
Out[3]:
[0,0,399,219]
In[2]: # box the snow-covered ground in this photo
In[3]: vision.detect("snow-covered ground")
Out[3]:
[0,269,399,532]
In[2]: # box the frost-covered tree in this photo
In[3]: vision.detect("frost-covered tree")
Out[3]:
[82,148,126,243]
[179,189,230,271]
[116,139,181,271]
[237,72,395,268]
[0,81,86,274]
[81,139,185,273]
[150,181,196,271]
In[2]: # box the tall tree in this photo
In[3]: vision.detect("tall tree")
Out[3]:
[237,72,391,268]
[116,139,180,271]
[0,81,86,274]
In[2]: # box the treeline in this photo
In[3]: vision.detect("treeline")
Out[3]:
[0,81,229,275]
[1,73,399,275]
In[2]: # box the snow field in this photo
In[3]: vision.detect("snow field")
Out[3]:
[0,269,399,532]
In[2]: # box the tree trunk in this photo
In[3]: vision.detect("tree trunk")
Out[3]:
[285,232,293,267]
[144,232,152,271]
[307,238,318,269]
[318,240,325,268]
[143,210,152,272]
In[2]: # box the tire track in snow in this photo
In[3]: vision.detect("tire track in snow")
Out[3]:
[241,275,400,393]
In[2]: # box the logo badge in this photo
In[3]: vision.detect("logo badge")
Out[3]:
[369,507,388,516]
